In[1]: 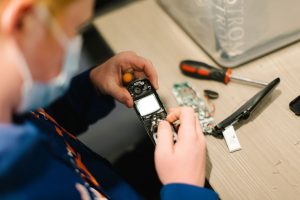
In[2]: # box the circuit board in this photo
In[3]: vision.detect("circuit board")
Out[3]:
[172,82,216,135]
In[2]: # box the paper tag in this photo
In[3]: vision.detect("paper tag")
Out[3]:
[223,125,242,153]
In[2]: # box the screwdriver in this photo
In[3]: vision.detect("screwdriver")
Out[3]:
[180,60,268,87]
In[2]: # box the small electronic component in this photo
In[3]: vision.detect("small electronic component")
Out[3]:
[204,89,219,100]
[222,125,242,152]
[172,82,216,135]
[122,72,134,86]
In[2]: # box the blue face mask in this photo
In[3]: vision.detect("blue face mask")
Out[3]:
[16,6,83,113]
[17,36,83,113]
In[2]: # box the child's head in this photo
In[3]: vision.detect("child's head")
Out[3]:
[0,0,94,113]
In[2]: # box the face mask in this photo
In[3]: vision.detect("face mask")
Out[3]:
[16,6,83,113]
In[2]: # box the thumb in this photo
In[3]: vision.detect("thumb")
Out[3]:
[155,121,174,153]
[111,85,133,107]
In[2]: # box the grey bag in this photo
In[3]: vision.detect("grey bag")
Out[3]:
[159,0,300,67]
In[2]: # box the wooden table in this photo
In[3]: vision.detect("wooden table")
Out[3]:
[94,0,300,199]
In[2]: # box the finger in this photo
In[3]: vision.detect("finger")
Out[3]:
[141,58,159,90]
[133,71,159,93]
[176,107,197,143]
[166,107,194,123]
[134,56,158,89]
[168,107,177,113]
[156,120,174,154]
[121,54,158,89]
[194,115,204,140]
[194,115,202,135]
[133,71,146,80]
[194,116,206,151]
[110,85,133,108]
[166,107,182,123]
[122,51,137,56]
[178,107,197,139]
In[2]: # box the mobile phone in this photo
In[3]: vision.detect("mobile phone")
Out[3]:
[127,78,176,144]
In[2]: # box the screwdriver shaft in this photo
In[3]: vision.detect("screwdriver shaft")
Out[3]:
[230,75,268,87]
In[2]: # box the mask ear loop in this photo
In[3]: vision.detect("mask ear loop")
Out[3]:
[14,4,65,88]
[35,3,83,85]
[13,39,34,112]
[12,4,63,112]
[35,4,84,91]
[34,3,69,48]
[34,3,75,84]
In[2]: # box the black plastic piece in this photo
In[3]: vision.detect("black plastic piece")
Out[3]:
[212,77,280,137]
[127,79,170,144]
[289,95,300,116]
[204,90,219,100]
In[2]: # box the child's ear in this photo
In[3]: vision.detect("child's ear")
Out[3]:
[1,0,34,35]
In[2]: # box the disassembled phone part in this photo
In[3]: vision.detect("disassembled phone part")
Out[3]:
[212,77,280,137]
[173,78,280,138]
[127,78,177,144]
[173,82,216,136]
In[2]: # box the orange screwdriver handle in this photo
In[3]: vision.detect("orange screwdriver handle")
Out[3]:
[180,60,232,84]
[122,72,135,86]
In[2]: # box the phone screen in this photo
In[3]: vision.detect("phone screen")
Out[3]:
[136,94,161,116]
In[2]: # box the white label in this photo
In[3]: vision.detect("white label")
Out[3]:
[223,125,242,152]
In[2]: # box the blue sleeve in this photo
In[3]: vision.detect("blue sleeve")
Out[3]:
[0,124,49,193]
[45,69,115,136]
[0,124,86,200]
[161,184,218,200]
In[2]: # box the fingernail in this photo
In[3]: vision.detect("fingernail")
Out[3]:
[159,120,169,127]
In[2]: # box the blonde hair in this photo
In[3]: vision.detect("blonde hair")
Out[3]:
[0,0,76,16]
[40,0,76,16]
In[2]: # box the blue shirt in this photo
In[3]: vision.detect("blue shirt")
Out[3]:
[0,70,218,200]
